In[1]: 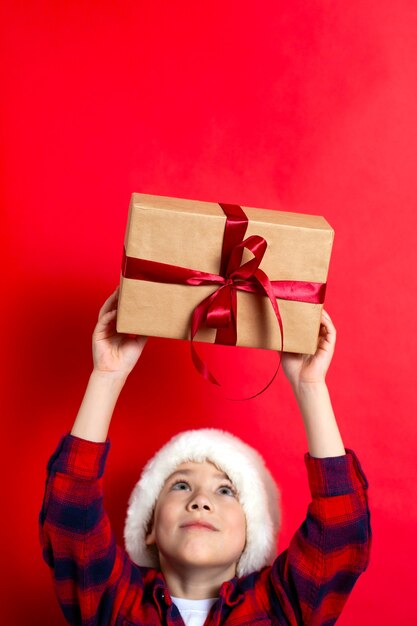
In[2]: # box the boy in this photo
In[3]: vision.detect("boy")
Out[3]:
[40,288,371,625]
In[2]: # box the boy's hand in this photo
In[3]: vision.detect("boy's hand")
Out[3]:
[92,287,147,378]
[281,312,345,458]
[281,310,336,389]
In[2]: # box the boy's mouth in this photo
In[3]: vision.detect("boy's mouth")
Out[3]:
[180,521,218,531]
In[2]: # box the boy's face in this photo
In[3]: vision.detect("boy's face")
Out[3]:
[146,461,246,577]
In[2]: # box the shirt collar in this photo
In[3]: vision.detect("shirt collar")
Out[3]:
[152,573,244,612]
[152,573,173,619]
[219,576,244,607]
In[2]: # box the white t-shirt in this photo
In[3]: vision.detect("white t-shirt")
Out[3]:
[171,596,217,626]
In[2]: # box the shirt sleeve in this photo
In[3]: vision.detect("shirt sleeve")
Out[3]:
[39,434,137,626]
[262,449,371,626]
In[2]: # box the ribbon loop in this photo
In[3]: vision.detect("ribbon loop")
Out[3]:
[228,236,267,283]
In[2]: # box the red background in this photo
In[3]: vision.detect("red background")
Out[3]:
[2,1,417,623]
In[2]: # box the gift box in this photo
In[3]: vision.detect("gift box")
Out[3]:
[117,193,334,355]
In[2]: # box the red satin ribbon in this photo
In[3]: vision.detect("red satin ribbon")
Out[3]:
[121,203,326,396]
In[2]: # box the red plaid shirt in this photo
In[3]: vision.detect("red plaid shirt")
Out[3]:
[40,435,371,625]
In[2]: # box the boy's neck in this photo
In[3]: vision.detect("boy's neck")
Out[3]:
[160,558,236,600]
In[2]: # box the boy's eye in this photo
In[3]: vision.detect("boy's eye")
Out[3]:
[217,485,236,497]
[171,480,191,491]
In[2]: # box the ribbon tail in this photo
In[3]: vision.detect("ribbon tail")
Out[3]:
[215,288,237,345]
[235,352,282,400]
[254,268,284,351]
[190,342,221,386]
[190,290,223,386]
[206,285,233,330]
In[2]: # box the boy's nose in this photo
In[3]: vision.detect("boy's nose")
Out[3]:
[187,494,212,511]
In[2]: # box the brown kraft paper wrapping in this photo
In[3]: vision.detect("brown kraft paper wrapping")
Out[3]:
[117,193,334,354]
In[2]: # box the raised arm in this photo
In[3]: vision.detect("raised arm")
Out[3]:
[71,287,147,442]
[41,288,148,625]
[263,312,370,624]
[281,310,345,458]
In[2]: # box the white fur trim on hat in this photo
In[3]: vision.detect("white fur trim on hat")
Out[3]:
[124,429,280,577]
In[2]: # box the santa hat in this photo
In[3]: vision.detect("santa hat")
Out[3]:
[124,428,280,577]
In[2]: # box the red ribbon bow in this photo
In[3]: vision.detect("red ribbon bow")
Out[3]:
[122,202,326,396]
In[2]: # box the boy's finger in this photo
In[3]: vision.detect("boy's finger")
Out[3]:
[94,308,117,334]
[320,314,336,346]
[98,287,120,319]
[321,310,334,327]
